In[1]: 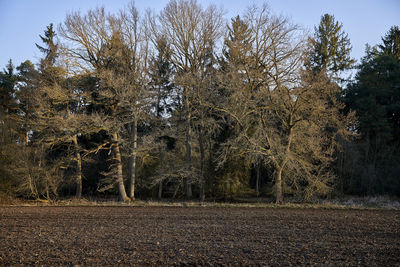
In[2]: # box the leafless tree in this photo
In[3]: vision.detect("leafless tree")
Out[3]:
[60,3,150,201]
[156,0,224,198]
[218,5,354,203]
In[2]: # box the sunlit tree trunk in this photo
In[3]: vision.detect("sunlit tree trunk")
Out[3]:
[25,130,29,146]
[112,131,129,202]
[275,166,283,204]
[275,125,293,204]
[128,117,137,200]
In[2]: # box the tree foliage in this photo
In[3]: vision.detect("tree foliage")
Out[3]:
[379,26,400,59]
[308,14,355,77]
[344,26,400,195]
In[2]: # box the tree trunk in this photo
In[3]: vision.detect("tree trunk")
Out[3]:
[156,88,163,200]
[256,162,260,197]
[128,118,137,200]
[275,124,293,204]
[185,92,192,199]
[199,132,205,201]
[275,166,283,204]
[27,172,36,199]
[339,141,345,194]
[72,134,83,199]
[158,181,163,199]
[25,130,29,146]
[25,103,29,146]
[208,138,215,197]
[45,182,50,200]
[158,143,163,199]
[112,131,129,202]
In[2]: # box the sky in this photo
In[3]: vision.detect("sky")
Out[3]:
[0,0,399,70]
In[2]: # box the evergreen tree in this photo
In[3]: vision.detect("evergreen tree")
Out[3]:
[36,23,58,67]
[149,36,174,119]
[379,25,400,59]
[215,15,254,199]
[344,27,400,195]
[15,60,39,145]
[308,14,355,76]
[222,16,253,70]
[0,60,17,114]
[0,60,18,195]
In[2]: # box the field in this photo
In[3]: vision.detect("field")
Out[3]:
[1,206,399,266]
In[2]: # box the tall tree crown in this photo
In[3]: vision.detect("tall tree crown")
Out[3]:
[379,25,400,59]
[36,23,59,67]
[308,14,355,76]
[223,16,253,68]
[0,59,17,113]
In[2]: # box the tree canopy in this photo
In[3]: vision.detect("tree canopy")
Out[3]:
[308,14,355,77]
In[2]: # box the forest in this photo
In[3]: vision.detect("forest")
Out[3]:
[1,0,399,203]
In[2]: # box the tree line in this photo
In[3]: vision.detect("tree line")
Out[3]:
[1,0,399,203]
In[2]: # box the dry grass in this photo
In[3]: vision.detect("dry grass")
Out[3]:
[1,195,399,210]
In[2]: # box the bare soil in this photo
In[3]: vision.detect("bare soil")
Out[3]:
[0,206,399,266]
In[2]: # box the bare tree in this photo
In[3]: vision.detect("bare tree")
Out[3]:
[218,5,353,203]
[157,0,224,199]
[116,4,151,200]
[60,3,150,201]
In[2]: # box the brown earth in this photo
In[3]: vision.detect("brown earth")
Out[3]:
[0,206,399,266]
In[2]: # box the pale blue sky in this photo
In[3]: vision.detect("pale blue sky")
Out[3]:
[0,0,399,69]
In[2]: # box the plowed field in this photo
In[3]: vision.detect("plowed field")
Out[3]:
[0,206,399,266]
